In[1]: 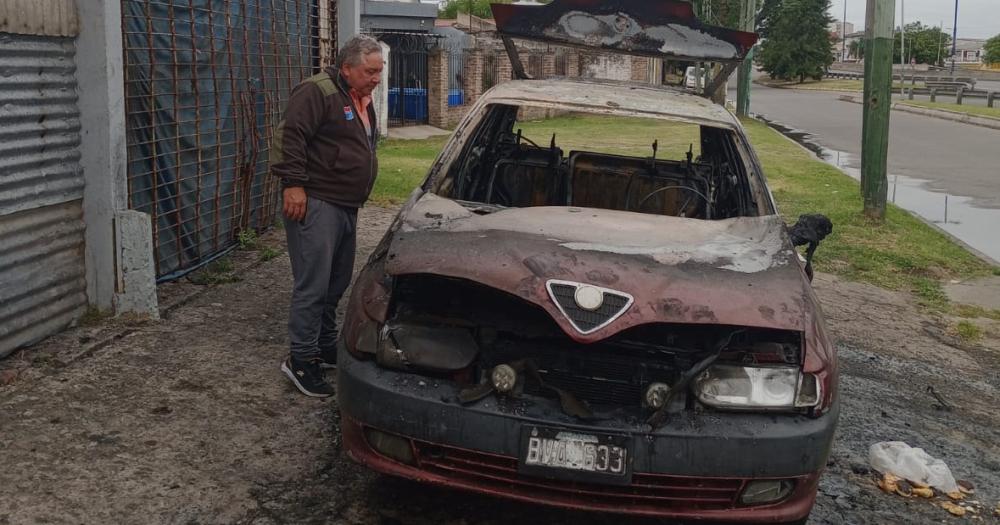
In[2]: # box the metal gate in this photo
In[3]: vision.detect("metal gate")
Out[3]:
[482,49,504,92]
[378,33,433,127]
[122,0,332,280]
[0,4,87,358]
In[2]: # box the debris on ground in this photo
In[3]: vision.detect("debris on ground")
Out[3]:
[869,441,960,493]
[939,501,966,517]
[868,441,995,519]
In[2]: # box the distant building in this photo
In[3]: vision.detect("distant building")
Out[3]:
[829,20,856,39]
[953,39,985,64]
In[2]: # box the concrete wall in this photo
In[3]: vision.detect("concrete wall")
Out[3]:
[77,0,158,317]
[338,0,361,47]
[581,52,631,81]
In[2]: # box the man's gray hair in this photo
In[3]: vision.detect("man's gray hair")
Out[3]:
[336,35,383,68]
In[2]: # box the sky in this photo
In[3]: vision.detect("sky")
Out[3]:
[828,0,998,39]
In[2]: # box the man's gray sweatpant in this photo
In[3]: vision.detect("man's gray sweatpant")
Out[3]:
[285,197,357,360]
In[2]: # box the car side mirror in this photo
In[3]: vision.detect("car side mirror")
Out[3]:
[787,214,833,282]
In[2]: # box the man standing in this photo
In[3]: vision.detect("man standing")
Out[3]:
[271,36,383,397]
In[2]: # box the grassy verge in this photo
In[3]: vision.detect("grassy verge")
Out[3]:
[371,115,994,304]
[899,100,1000,120]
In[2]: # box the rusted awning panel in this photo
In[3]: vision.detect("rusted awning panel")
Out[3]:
[492,0,757,64]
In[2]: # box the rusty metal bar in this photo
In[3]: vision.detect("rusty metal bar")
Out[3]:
[122,0,322,278]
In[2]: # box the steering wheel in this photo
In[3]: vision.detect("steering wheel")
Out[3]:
[636,185,711,217]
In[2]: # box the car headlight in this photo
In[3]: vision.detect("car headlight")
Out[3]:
[374,323,479,373]
[694,365,821,410]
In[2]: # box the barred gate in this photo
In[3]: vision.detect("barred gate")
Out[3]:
[482,49,503,92]
[444,39,467,107]
[378,33,434,127]
[122,0,333,280]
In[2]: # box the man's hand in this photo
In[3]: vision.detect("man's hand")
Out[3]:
[283,187,308,222]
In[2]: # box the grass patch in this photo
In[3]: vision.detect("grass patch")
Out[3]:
[237,229,260,250]
[368,114,991,297]
[516,113,702,159]
[372,136,449,206]
[899,100,1000,120]
[955,320,983,343]
[188,257,240,285]
[953,304,1000,321]
[912,277,950,310]
[259,246,282,263]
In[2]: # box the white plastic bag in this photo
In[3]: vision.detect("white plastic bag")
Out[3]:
[868,441,959,493]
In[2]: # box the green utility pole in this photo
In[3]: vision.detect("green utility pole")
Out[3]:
[736,0,756,116]
[860,0,895,220]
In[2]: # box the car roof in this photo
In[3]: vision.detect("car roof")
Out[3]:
[479,77,741,130]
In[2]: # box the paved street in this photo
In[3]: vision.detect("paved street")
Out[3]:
[745,82,1000,262]
[748,83,1000,208]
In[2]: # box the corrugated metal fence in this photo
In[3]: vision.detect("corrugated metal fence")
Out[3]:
[0,29,88,357]
[121,0,332,280]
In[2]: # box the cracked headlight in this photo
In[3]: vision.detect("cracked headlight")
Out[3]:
[694,365,820,410]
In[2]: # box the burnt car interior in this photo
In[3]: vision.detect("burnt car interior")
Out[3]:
[439,105,760,220]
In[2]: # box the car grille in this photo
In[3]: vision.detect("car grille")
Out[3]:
[414,441,743,509]
[547,282,631,334]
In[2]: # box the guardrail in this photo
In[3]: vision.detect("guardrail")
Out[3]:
[826,70,978,90]
[894,86,998,108]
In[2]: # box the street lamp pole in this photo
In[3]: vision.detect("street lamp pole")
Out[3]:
[843,0,848,61]
[937,21,945,67]
[900,0,905,69]
[950,0,959,75]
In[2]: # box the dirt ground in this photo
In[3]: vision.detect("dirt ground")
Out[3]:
[2,205,999,525]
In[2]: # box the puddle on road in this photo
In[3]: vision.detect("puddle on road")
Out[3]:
[759,117,1000,264]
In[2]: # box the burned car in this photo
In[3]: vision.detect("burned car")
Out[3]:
[338,1,836,523]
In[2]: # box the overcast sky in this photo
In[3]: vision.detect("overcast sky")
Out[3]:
[828,0,998,39]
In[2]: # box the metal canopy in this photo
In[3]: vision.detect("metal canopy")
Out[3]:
[491,0,758,97]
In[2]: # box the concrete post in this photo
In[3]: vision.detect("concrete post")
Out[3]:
[988,92,996,109]
[338,0,361,47]
[76,0,158,317]
[374,41,390,137]
[428,48,450,129]
[860,0,895,221]
[907,87,914,100]
[956,88,964,105]
[464,49,484,105]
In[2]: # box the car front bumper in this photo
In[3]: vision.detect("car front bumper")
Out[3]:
[337,347,837,523]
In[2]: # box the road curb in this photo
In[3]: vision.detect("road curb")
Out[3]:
[838,95,1000,131]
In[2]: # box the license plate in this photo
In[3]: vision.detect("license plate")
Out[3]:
[518,426,632,485]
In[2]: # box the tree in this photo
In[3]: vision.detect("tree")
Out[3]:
[893,22,951,66]
[757,0,835,83]
[439,0,506,19]
[849,39,864,60]
[985,34,1000,65]
[439,0,551,20]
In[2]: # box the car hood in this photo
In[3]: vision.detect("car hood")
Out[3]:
[387,193,818,342]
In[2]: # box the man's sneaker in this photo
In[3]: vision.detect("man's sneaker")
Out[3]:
[319,346,337,370]
[281,357,335,398]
